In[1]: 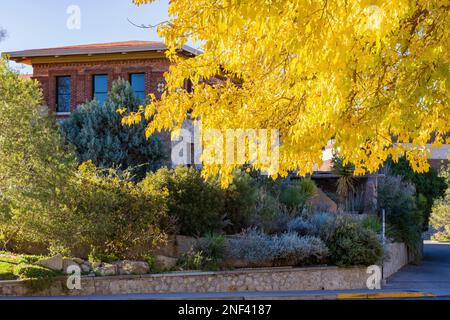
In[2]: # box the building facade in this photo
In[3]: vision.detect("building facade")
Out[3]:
[6,41,197,118]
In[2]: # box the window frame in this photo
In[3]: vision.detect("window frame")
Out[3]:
[55,75,72,115]
[92,74,109,105]
[129,73,146,102]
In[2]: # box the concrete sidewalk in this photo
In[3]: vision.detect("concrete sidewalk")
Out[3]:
[385,241,450,290]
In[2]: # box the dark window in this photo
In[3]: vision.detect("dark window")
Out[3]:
[185,79,193,93]
[56,76,71,113]
[93,75,108,105]
[130,73,146,102]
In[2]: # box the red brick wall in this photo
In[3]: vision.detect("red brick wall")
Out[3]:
[32,58,171,116]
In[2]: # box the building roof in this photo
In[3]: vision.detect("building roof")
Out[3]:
[18,74,32,80]
[4,41,200,64]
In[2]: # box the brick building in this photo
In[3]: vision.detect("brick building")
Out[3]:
[5,41,198,118]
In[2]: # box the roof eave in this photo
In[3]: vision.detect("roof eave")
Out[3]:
[4,44,201,62]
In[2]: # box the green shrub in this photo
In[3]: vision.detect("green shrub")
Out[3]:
[327,217,383,266]
[179,233,229,271]
[177,249,209,271]
[143,254,159,272]
[388,157,447,229]
[302,212,383,266]
[197,233,227,268]
[332,156,357,209]
[15,263,61,280]
[142,166,226,236]
[88,249,119,264]
[278,178,316,211]
[60,79,166,180]
[0,58,78,251]
[221,171,258,234]
[18,255,46,265]
[430,167,450,239]
[15,263,62,293]
[378,175,424,256]
[0,61,168,259]
[361,215,382,233]
[248,189,290,234]
[308,212,337,242]
[64,161,169,260]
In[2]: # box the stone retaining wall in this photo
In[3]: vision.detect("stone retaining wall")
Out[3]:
[383,243,409,279]
[0,242,412,297]
[382,242,420,279]
[0,266,369,297]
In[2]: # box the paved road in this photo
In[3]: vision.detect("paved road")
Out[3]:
[385,241,450,290]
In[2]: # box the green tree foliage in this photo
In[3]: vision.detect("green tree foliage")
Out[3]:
[0,58,77,250]
[388,157,447,229]
[430,167,450,240]
[61,79,166,180]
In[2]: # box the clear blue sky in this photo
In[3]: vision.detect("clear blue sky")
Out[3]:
[0,0,172,73]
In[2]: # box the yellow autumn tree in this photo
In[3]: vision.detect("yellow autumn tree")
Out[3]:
[129,0,449,185]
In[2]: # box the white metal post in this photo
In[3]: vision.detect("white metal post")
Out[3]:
[382,208,386,246]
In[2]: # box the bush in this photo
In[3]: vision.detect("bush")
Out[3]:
[378,175,424,255]
[197,233,227,268]
[142,166,226,236]
[177,249,209,271]
[64,161,169,260]
[227,230,278,267]
[15,263,61,280]
[248,189,291,234]
[327,217,383,266]
[287,217,316,236]
[388,157,447,229]
[271,234,329,266]
[278,178,316,211]
[88,249,119,264]
[361,215,382,233]
[227,230,329,267]
[179,233,228,271]
[298,212,383,266]
[18,255,46,265]
[221,171,258,234]
[60,79,166,180]
[308,212,337,241]
[0,58,78,251]
[430,167,450,239]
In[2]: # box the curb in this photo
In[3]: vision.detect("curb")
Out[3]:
[336,292,436,299]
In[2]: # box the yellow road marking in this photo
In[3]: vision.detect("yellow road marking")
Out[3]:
[337,292,436,299]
